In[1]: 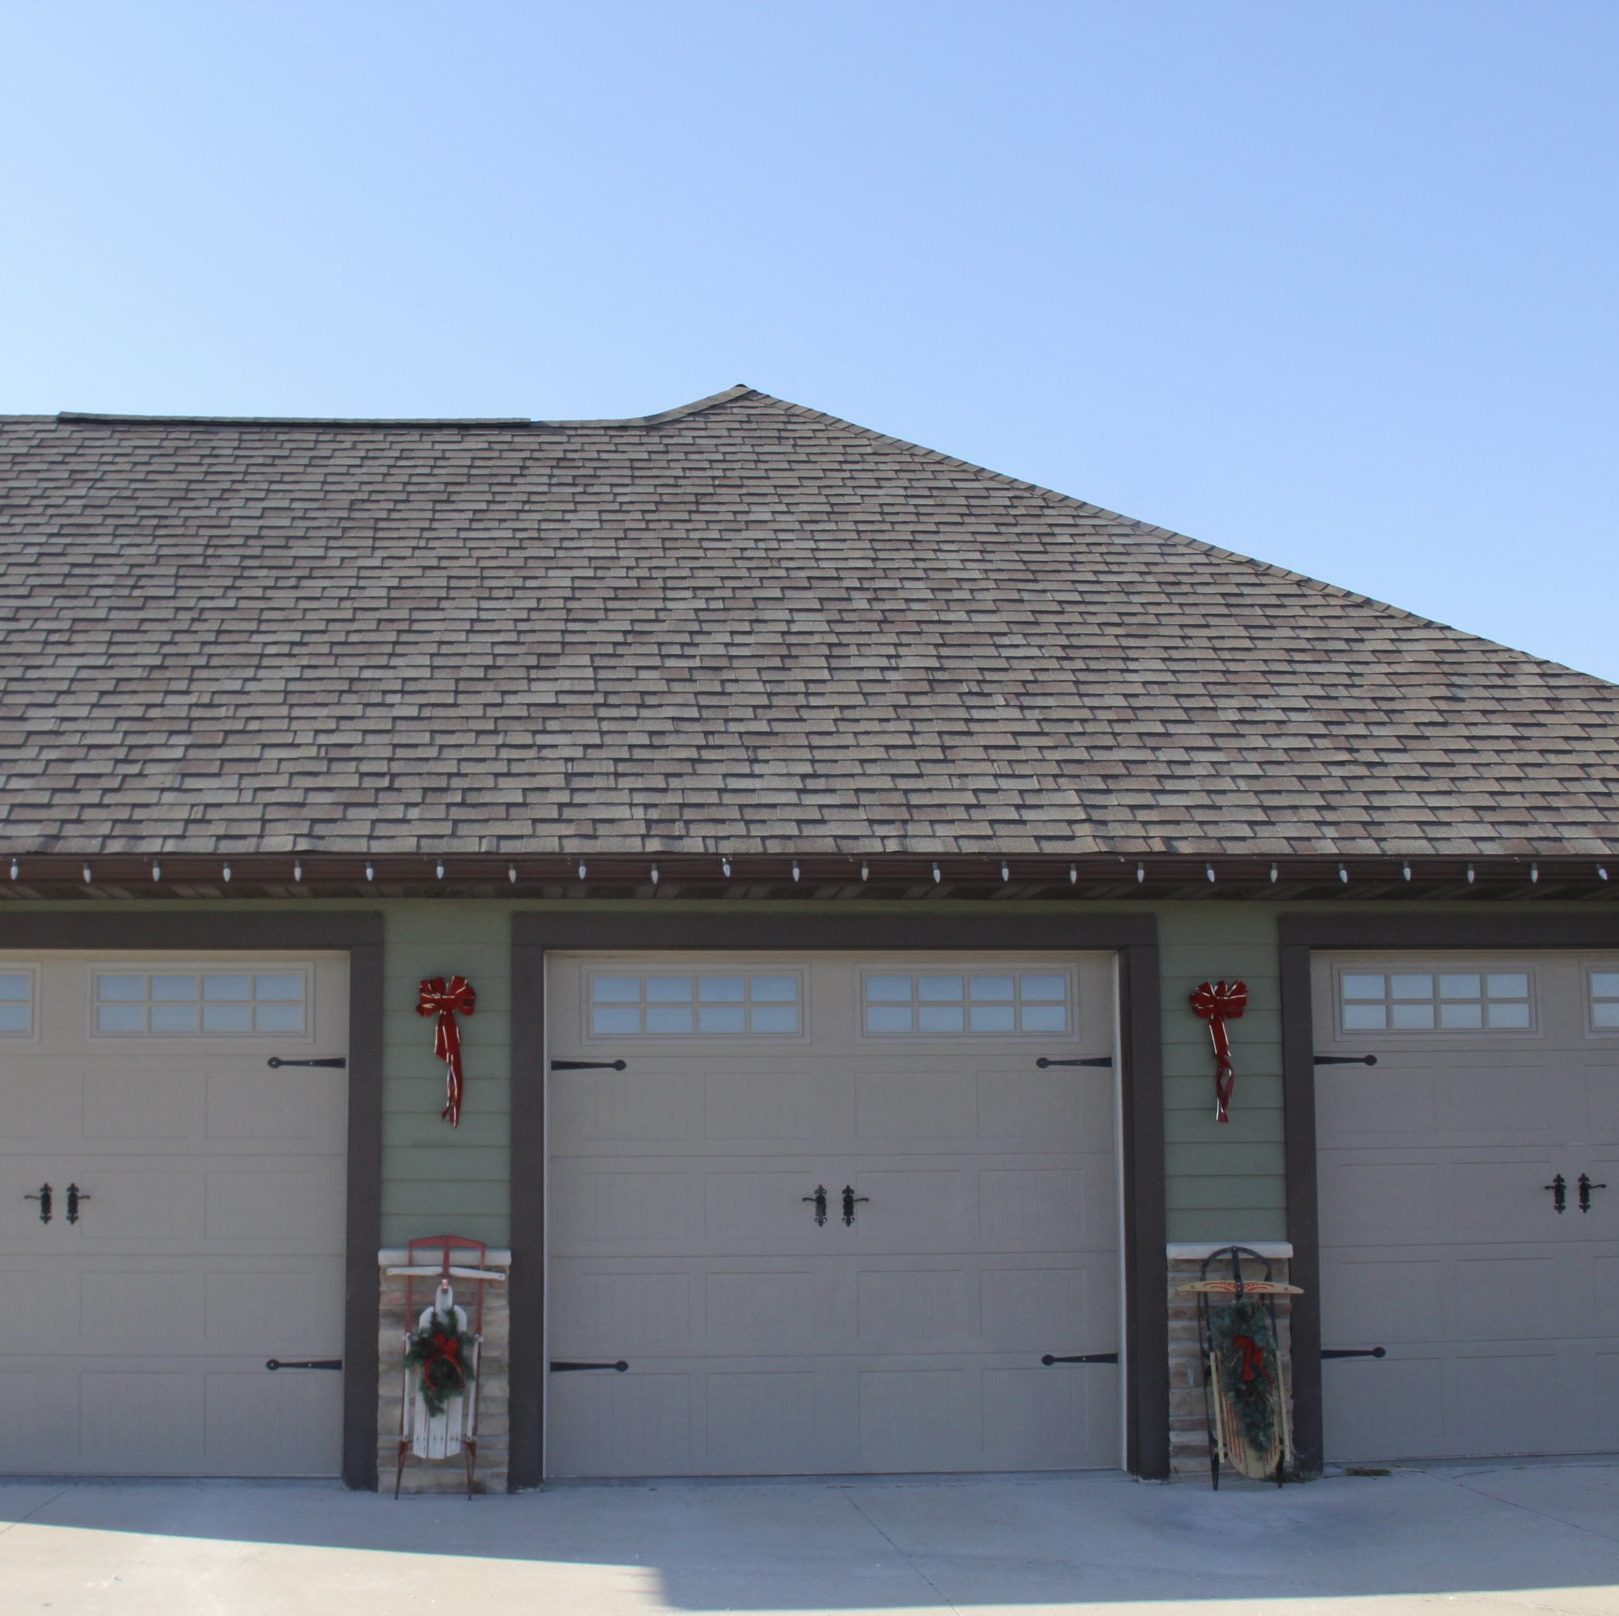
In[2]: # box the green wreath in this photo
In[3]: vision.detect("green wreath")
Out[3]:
[405,1316,477,1416]
[1208,1298,1278,1454]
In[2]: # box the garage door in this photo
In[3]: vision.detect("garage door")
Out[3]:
[0,952,349,1476]
[1315,952,1619,1462]
[546,951,1121,1478]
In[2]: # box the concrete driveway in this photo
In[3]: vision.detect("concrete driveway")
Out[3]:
[2,1463,1617,1615]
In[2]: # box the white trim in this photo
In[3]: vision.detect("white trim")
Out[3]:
[1167,1241,1293,1261]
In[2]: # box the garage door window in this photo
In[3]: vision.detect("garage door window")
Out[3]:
[862,971,1070,1035]
[0,969,34,1035]
[1588,971,1619,1030]
[92,970,308,1036]
[1337,969,1534,1033]
[589,972,802,1036]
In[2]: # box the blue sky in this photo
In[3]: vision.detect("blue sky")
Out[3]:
[3,1,1616,678]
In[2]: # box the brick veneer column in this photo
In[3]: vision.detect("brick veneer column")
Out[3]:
[377,1247,513,1494]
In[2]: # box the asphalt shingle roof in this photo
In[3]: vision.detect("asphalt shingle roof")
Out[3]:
[2,385,1616,858]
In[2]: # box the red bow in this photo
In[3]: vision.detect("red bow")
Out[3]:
[417,975,476,1127]
[1232,1333,1271,1384]
[1190,979,1248,1124]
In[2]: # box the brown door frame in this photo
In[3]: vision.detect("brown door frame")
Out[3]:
[0,911,385,1489]
[510,909,1167,1488]
[1280,910,1619,1476]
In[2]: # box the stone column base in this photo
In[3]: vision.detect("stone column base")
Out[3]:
[1167,1241,1294,1478]
[378,1245,513,1494]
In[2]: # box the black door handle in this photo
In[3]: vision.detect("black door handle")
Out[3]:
[842,1185,868,1226]
[1579,1173,1607,1213]
[24,1183,51,1224]
[1546,1173,1567,1213]
[65,1183,89,1225]
[802,1185,827,1226]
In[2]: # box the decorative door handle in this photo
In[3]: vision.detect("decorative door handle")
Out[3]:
[802,1185,827,1226]
[841,1185,868,1226]
[1546,1174,1567,1214]
[24,1183,51,1224]
[65,1183,89,1225]
[1579,1173,1607,1213]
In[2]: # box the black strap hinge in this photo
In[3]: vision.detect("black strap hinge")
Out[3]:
[550,1359,629,1372]
[550,1060,628,1072]
[1035,1057,1114,1069]
[1041,1352,1119,1365]
[1321,1346,1387,1360]
[265,1358,343,1371]
[267,1057,347,1069]
[1314,1054,1378,1067]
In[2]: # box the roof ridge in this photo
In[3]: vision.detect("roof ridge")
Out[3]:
[743,390,1619,690]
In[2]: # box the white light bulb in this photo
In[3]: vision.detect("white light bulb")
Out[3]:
[932,863,941,884]
[9,859,18,881]
[1338,864,1349,884]
[577,861,587,881]
[1269,864,1278,883]
[792,862,800,883]
[222,863,232,883]
[436,860,446,881]
[1206,863,1216,883]
[651,865,660,886]
[1530,863,1539,883]
[1467,864,1476,884]
[152,863,161,882]
[860,862,869,882]
[721,859,731,878]
[1402,863,1411,881]
[1001,862,1010,883]
[365,863,375,883]
[82,864,92,884]
[508,865,517,884]
[1136,863,1145,884]
[293,860,303,883]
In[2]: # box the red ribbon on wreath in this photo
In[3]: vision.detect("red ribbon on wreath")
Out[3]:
[1190,979,1248,1124]
[417,975,476,1127]
[1232,1333,1272,1384]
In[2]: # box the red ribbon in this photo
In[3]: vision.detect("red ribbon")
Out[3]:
[1190,979,1248,1124]
[1233,1333,1271,1384]
[417,975,476,1127]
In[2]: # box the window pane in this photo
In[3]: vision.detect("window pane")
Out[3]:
[751,975,797,1002]
[1593,1001,1619,1028]
[1391,974,1435,1000]
[698,976,745,1002]
[1391,1002,1437,1029]
[1591,972,1619,998]
[697,1005,746,1034]
[202,1003,252,1033]
[1437,1002,1483,1029]
[151,1003,200,1033]
[592,1007,639,1036]
[1019,1003,1068,1033]
[918,1004,965,1033]
[593,977,641,1004]
[1486,1001,1531,1029]
[1438,974,1481,1000]
[1340,975,1385,1000]
[254,974,304,1001]
[151,974,198,1002]
[866,976,912,1002]
[98,974,145,1001]
[917,975,963,1002]
[0,1003,30,1033]
[750,1005,800,1034]
[0,972,30,999]
[969,975,1015,1001]
[97,1004,145,1032]
[645,1005,693,1034]
[646,978,693,1004]
[203,974,252,1000]
[1342,1003,1387,1031]
[866,1005,912,1034]
[1486,973,1529,999]
[1019,974,1067,1001]
[969,1004,1016,1033]
[254,1003,304,1033]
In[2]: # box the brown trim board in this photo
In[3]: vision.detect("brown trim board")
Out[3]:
[1278,910,1619,1476]
[0,911,385,1490]
[508,910,1167,1488]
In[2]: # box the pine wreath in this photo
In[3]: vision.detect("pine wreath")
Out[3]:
[1207,1297,1278,1454]
[405,1316,477,1416]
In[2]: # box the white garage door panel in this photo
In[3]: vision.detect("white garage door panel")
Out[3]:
[547,951,1121,1478]
[1316,952,1619,1463]
[0,951,348,1477]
